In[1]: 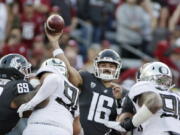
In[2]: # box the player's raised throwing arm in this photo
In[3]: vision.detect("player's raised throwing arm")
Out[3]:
[45,30,83,87]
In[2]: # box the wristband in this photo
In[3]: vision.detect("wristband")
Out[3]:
[132,104,153,127]
[120,105,153,131]
[53,48,64,57]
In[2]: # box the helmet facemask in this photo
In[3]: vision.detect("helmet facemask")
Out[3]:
[140,74,172,89]
[19,62,32,79]
[139,62,173,89]
[94,58,121,81]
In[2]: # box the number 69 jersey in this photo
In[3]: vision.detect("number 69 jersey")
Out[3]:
[129,81,180,135]
[0,79,34,134]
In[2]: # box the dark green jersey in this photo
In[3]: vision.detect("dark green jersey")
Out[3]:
[0,79,33,134]
[79,71,118,135]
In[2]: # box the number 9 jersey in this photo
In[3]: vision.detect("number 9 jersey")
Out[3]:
[26,73,79,135]
[128,81,180,135]
[0,79,33,134]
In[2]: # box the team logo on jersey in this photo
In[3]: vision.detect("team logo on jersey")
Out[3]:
[103,89,108,93]
[90,82,96,88]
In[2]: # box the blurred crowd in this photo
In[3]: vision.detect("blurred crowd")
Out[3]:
[0,0,180,89]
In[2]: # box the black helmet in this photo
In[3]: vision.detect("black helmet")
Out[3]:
[94,49,122,80]
[0,54,31,79]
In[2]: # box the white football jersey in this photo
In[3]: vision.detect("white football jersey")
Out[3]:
[27,73,79,135]
[129,81,180,135]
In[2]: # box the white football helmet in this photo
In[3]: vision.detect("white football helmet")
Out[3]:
[136,62,151,82]
[36,58,67,77]
[94,49,122,81]
[138,62,173,89]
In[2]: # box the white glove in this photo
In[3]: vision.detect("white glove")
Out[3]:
[104,121,127,132]
[17,103,34,117]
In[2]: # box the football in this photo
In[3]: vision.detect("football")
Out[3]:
[45,14,65,35]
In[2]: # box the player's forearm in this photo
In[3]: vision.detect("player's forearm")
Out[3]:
[51,41,82,87]
[68,67,83,87]
[73,116,82,135]
[105,93,161,132]
[27,75,58,108]
[12,90,38,108]
[115,104,153,132]
[120,92,162,130]
[55,52,82,87]
[55,51,73,74]
[139,92,162,113]
[28,87,55,108]
[46,29,72,70]
[50,39,73,73]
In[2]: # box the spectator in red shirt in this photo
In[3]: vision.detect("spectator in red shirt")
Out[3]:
[0,28,29,58]
[157,0,180,28]
[165,0,180,16]
[30,35,48,71]
[20,0,43,49]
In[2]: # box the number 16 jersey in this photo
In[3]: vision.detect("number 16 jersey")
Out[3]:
[79,71,118,135]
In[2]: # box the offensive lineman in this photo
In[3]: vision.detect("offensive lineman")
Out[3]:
[0,54,35,135]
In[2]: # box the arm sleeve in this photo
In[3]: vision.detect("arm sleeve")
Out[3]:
[27,74,61,107]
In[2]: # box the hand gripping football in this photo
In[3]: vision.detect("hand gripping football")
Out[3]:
[45,14,65,35]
